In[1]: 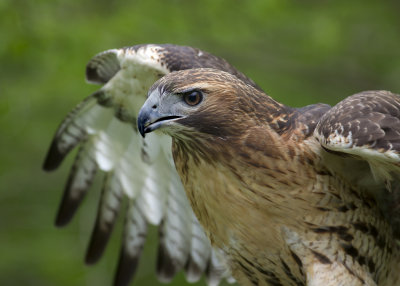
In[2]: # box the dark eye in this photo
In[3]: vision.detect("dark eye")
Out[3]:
[183,90,203,106]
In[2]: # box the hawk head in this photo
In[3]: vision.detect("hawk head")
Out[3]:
[138,68,287,141]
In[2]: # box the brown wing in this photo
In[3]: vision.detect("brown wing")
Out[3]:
[315,91,400,154]
[314,90,400,236]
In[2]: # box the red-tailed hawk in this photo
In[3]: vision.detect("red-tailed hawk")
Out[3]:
[43,44,256,286]
[44,44,400,286]
[137,69,400,286]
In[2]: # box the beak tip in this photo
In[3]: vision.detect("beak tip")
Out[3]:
[137,122,146,138]
[137,110,147,138]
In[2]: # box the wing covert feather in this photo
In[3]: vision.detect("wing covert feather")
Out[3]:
[315,91,400,181]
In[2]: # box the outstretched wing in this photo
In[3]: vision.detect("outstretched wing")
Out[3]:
[43,44,255,286]
[314,90,400,236]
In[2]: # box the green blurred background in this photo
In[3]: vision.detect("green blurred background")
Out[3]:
[1,0,400,285]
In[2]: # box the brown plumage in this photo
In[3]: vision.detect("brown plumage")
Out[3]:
[138,68,400,286]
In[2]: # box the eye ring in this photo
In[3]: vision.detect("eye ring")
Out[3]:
[183,90,203,106]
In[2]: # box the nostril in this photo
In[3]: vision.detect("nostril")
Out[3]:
[152,104,157,109]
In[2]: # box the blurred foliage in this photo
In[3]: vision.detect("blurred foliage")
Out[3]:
[1,0,399,285]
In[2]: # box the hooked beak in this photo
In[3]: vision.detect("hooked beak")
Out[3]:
[137,99,181,137]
